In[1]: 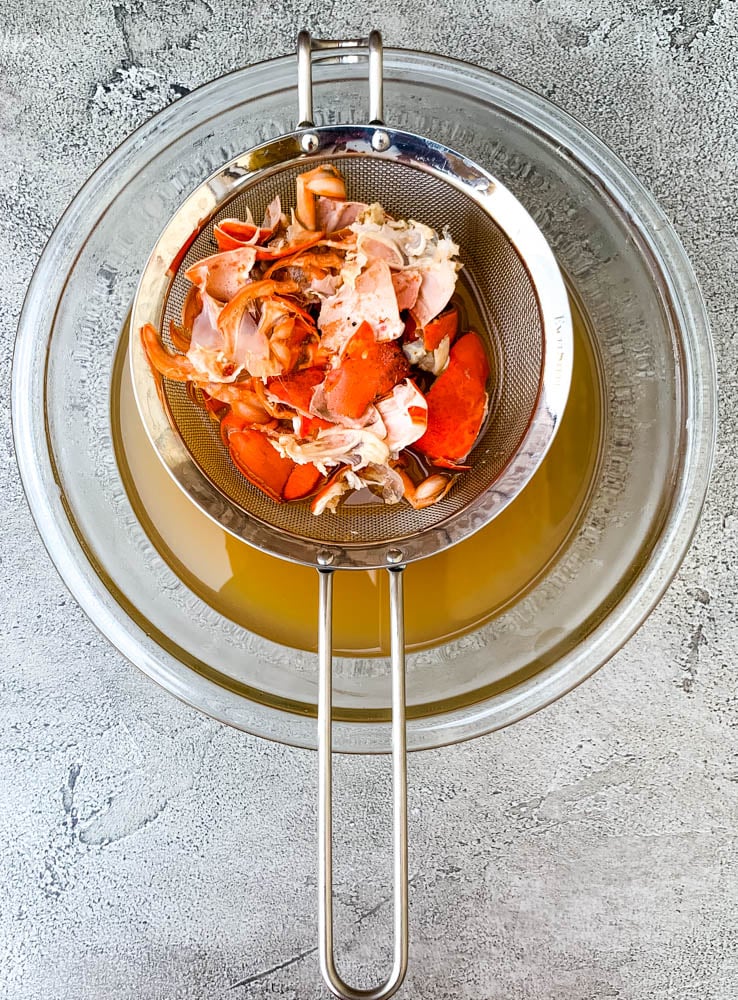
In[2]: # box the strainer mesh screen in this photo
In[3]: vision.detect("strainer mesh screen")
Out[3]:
[161,157,542,547]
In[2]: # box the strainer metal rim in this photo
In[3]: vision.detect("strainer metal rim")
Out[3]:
[130,123,573,570]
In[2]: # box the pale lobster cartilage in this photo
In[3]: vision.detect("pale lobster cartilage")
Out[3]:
[130,29,572,1000]
[296,164,347,230]
[184,245,257,302]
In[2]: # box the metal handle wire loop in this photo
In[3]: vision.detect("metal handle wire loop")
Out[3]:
[298,30,384,128]
[317,566,408,1000]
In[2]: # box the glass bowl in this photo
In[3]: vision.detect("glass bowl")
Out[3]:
[12,48,716,752]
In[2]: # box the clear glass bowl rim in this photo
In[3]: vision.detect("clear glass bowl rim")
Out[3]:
[12,47,717,753]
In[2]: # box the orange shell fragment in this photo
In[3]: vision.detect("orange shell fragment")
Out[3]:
[414,331,490,467]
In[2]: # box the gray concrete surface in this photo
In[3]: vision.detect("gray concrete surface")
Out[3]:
[2,2,737,998]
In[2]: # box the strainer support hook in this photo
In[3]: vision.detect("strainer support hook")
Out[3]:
[297,30,384,130]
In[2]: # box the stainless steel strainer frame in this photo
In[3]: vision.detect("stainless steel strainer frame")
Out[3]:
[130,31,572,1000]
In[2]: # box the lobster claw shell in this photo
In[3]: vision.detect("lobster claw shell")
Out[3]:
[414,331,490,467]
[228,429,324,502]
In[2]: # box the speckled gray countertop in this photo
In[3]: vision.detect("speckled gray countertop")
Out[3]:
[2,3,737,998]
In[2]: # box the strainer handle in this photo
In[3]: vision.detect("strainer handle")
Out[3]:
[297,30,384,128]
[317,565,408,1000]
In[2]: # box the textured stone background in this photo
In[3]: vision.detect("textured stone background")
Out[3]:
[2,2,737,998]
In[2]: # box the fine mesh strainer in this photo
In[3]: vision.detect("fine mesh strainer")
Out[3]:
[130,31,572,1000]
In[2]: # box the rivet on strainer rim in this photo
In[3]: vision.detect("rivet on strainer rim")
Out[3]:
[130,30,573,1000]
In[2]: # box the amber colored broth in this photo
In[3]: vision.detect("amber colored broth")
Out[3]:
[113,294,601,656]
